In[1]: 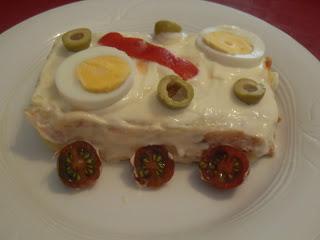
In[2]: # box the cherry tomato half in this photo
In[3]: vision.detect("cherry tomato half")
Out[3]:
[57,141,102,189]
[199,145,249,190]
[131,145,175,188]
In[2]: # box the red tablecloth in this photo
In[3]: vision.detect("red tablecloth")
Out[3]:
[0,0,319,60]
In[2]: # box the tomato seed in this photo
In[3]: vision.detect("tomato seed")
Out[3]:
[86,159,93,164]
[233,158,240,166]
[158,162,165,169]
[79,148,85,155]
[156,169,163,176]
[138,169,145,178]
[208,161,216,169]
[199,161,207,169]
[228,173,234,180]
[218,172,226,182]
[155,155,162,162]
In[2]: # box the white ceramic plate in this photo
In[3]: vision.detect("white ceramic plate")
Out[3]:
[0,0,319,239]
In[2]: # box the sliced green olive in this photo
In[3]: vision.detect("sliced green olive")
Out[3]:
[154,20,182,35]
[157,75,194,109]
[62,28,92,52]
[233,78,266,105]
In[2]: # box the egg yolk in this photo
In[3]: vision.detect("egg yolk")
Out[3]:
[203,31,253,55]
[76,55,130,93]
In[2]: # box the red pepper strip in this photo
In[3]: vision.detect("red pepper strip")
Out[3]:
[98,32,198,80]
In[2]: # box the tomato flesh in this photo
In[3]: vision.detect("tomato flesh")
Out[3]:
[132,145,175,188]
[57,141,101,189]
[98,32,198,80]
[199,145,249,189]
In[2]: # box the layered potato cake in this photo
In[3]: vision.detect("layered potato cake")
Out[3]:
[25,24,279,164]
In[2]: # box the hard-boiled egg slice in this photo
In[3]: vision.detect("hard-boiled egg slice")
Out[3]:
[196,25,265,67]
[55,46,136,110]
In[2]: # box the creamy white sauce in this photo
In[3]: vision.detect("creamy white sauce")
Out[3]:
[25,32,279,163]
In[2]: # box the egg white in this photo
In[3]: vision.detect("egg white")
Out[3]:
[55,46,136,110]
[196,25,265,67]
[153,32,187,45]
